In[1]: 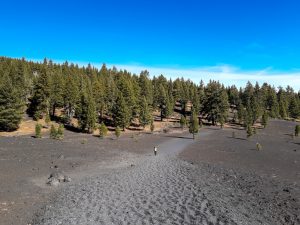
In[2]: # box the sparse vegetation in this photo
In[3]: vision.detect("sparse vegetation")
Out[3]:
[50,124,57,139]
[261,111,269,128]
[246,125,253,138]
[1,57,300,135]
[256,143,262,151]
[35,123,42,138]
[49,124,64,139]
[99,122,108,138]
[189,110,199,139]
[295,125,300,137]
[45,114,51,128]
[115,126,121,138]
[180,115,187,129]
[150,119,155,133]
[57,124,64,139]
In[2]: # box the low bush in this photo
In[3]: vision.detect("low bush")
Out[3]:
[35,123,42,138]
[115,126,121,138]
[256,143,262,151]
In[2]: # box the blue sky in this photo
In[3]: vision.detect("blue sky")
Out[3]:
[1,0,300,89]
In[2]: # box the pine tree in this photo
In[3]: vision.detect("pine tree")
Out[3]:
[112,93,130,131]
[189,110,199,139]
[289,96,300,119]
[99,122,108,138]
[49,70,64,117]
[50,124,57,139]
[139,97,151,128]
[77,90,97,133]
[180,115,187,129]
[202,81,229,125]
[63,74,79,123]
[28,68,50,120]
[0,75,24,131]
[150,119,155,133]
[261,111,269,128]
[162,94,173,120]
[35,123,42,138]
[295,125,300,137]
[57,124,64,139]
[157,84,167,121]
[246,125,253,138]
[115,126,121,138]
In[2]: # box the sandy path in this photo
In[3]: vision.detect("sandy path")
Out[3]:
[32,131,283,225]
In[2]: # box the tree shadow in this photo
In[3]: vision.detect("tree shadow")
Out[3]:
[163,135,194,140]
[127,127,144,131]
[227,136,247,141]
[64,124,83,133]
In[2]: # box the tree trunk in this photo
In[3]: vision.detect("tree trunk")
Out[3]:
[52,104,56,117]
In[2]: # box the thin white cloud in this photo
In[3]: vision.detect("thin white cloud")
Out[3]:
[109,64,300,91]
[25,58,300,91]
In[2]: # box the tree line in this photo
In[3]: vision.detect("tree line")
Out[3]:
[0,57,299,132]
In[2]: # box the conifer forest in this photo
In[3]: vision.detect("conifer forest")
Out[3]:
[0,56,299,132]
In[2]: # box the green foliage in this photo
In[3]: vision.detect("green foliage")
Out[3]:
[28,68,50,120]
[50,124,57,139]
[246,125,253,138]
[45,114,51,126]
[0,75,24,131]
[189,111,199,139]
[150,119,155,133]
[77,90,97,133]
[202,81,229,125]
[99,122,108,138]
[115,126,121,138]
[112,93,130,131]
[289,96,300,119]
[295,125,300,137]
[57,124,64,139]
[180,115,187,129]
[1,56,300,137]
[35,123,42,138]
[139,97,151,128]
[261,111,269,128]
[49,124,64,139]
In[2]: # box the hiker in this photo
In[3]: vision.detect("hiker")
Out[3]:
[154,146,158,156]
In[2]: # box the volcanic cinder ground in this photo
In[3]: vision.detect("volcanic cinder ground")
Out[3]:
[0,120,299,225]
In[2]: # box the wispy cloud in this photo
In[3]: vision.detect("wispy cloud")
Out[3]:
[109,64,300,90]
[26,58,300,90]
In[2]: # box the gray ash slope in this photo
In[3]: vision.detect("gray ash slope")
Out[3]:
[33,134,299,225]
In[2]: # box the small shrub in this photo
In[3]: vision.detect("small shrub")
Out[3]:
[253,127,257,135]
[45,114,51,127]
[246,125,253,138]
[150,120,155,133]
[50,124,57,139]
[115,126,121,138]
[180,115,186,129]
[261,112,268,128]
[99,122,108,138]
[256,143,262,151]
[295,125,300,137]
[57,124,64,139]
[35,123,42,138]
